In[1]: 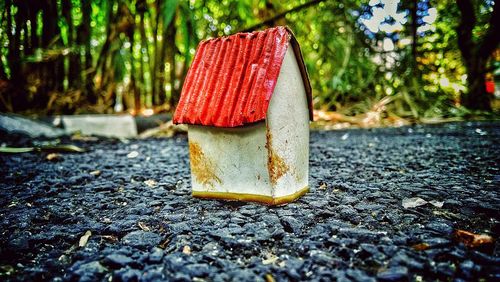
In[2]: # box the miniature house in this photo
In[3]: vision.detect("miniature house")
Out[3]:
[173,26,313,205]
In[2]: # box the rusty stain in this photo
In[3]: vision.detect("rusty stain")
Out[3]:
[292,167,301,182]
[189,141,222,189]
[266,128,289,186]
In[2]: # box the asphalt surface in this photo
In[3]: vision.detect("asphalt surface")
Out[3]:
[0,122,499,281]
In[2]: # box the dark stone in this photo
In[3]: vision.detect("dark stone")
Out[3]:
[425,237,451,248]
[227,269,258,281]
[280,216,303,234]
[141,266,165,281]
[338,228,383,241]
[7,233,30,251]
[164,254,187,271]
[102,254,134,268]
[171,273,191,282]
[184,263,211,277]
[425,221,453,235]
[458,260,475,279]
[377,266,409,281]
[346,269,376,282]
[149,247,164,263]
[338,205,359,223]
[169,222,191,233]
[114,268,141,282]
[71,261,107,280]
[122,231,162,249]
[436,262,455,277]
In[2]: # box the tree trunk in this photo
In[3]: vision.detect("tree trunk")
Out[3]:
[6,0,21,82]
[63,0,82,89]
[457,0,499,111]
[129,28,138,113]
[39,0,64,101]
[165,15,177,107]
[138,14,148,111]
[0,47,7,80]
[152,2,162,106]
[7,0,29,111]
[410,0,418,73]
[79,0,95,104]
[462,57,489,110]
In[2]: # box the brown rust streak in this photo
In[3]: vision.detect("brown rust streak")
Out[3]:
[266,128,289,186]
[189,141,222,189]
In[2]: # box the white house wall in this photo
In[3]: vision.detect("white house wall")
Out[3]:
[187,123,273,198]
[266,46,310,198]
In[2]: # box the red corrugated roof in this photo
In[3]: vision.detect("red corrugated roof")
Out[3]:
[173,26,312,127]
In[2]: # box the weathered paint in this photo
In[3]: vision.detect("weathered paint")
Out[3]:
[266,46,309,199]
[265,128,289,186]
[188,142,221,190]
[173,26,313,128]
[188,122,273,197]
[188,47,309,205]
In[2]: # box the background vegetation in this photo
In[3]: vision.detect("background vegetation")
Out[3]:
[0,0,498,122]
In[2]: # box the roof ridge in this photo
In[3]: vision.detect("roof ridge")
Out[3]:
[200,26,287,44]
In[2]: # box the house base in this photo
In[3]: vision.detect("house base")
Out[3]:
[192,185,309,206]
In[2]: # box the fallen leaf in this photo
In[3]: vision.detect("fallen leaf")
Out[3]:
[90,170,101,176]
[402,197,428,209]
[412,243,430,251]
[433,210,461,220]
[127,151,139,158]
[264,274,276,282]
[139,120,188,139]
[0,144,85,154]
[159,238,170,249]
[318,182,327,190]
[341,133,349,140]
[79,230,92,247]
[0,265,15,276]
[0,147,35,153]
[144,179,157,187]
[182,245,191,255]
[429,200,444,208]
[100,235,119,243]
[138,221,150,231]
[454,230,494,248]
[71,134,99,141]
[46,153,61,161]
[475,128,487,136]
[41,144,85,153]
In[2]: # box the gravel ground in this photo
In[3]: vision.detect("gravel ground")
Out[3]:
[0,122,499,281]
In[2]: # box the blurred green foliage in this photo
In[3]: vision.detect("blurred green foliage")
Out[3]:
[0,0,497,119]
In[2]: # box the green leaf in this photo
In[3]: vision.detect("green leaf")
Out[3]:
[113,51,126,82]
[179,3,192,62]
[0,147,35,153]
[162,0,180,28]
[0,144,85,154]
[39,144,86,153]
